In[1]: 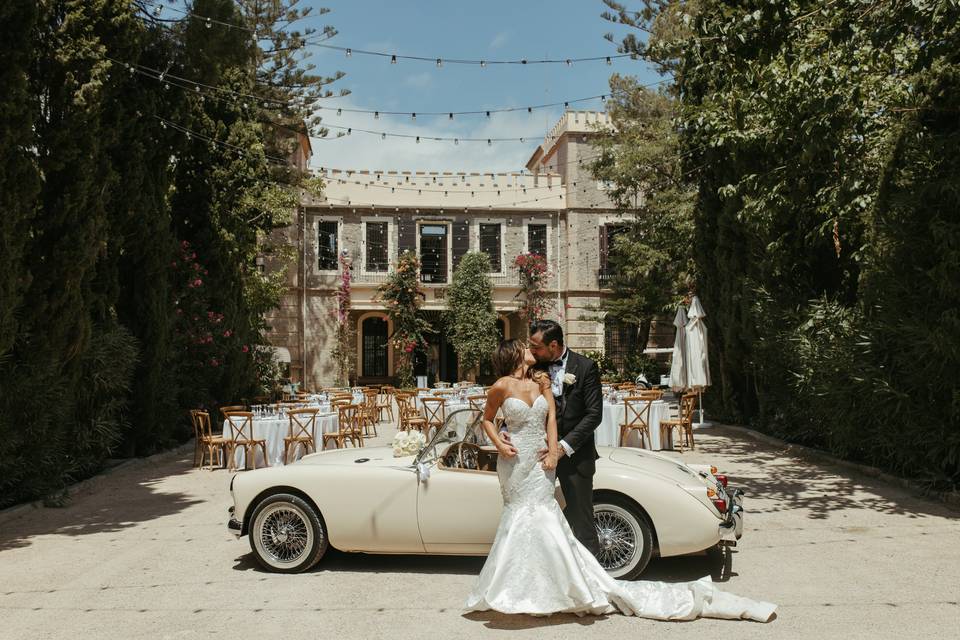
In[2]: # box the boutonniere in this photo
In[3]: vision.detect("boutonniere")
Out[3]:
[563,373,576,386]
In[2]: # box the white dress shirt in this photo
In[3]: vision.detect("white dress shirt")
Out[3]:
[549,348,575,457]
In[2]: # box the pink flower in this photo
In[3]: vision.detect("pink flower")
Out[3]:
[223,329,232,338]
[210,358,219,367]
[203,269,209,275]
[193,263,201,271]
[193,278,202,287]
[242,345,249,353]
[191,252,197,259]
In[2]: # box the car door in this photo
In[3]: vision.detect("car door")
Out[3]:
[417,465,503,554]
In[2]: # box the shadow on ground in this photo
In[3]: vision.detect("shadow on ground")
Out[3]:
[0,450,203,552]
[670,426,959,522]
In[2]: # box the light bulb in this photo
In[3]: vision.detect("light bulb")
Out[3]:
[391,54,397,64]
[480,60,486,68]
[606,57,612,65]
[565,59,572,66]
[436,58,442,67]
[374,111,379,119]
[345,48,352,57]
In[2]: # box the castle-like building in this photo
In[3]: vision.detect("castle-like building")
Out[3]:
[266,111,669,387]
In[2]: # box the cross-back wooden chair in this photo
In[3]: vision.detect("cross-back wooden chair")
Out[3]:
[219,405,247,424]
[283,408,318,464]
[223,411,269,471]
[660,392,698,452]
[619,396,652,449]
[191,409,227,470]
[360,389,379,437]
[637,389,664,401]
[421,397,446,440]
[395,393,427,433]
[376,385,395,423]
[322,404,362,449]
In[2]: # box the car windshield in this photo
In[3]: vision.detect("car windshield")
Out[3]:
[415,407,489,466]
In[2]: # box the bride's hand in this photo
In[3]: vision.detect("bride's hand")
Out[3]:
[541,451,559,471]
[496,440,518,458]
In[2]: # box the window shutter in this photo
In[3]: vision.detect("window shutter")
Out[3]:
[599,225,609,273]
[452,219,470,269]
[398,217,416,255]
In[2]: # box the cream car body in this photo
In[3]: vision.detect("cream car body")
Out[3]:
[228,409,744,576]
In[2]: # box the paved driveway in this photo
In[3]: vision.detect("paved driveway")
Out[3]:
[1,425,958,640]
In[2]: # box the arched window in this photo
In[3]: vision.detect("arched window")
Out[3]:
[362,317,388,377]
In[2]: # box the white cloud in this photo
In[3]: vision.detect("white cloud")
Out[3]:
[404,72,432,88]
[309,96,564,173]
[489,31,510,50]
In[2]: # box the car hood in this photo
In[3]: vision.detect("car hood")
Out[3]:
[296,446,415,469]
[603,446,705,485]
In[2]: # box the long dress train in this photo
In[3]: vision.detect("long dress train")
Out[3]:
[464,395,777,622]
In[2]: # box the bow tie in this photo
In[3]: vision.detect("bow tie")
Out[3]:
[550,359,564,367]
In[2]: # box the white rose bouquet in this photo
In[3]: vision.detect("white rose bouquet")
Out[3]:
[392,430,427,457]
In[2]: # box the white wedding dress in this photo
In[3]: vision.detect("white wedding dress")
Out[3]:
[463,394,777,622]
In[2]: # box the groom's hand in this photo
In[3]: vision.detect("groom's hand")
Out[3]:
[537,445,565,462]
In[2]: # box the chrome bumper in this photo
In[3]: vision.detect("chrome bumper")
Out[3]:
[227,506,242,538]
[719,488,744,543]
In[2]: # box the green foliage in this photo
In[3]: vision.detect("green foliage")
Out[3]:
[0,0,340,507]
[378,251,433,388]
[446,252,500,378]
[603,0,960,488]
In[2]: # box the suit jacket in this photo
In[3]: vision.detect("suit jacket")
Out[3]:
[540,349,603,476]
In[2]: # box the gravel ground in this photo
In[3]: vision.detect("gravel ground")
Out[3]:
[1,421,958,640]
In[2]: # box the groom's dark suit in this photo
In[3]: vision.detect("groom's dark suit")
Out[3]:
[542,349,603,557]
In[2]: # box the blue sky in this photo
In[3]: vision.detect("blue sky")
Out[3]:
[302,0,661,172]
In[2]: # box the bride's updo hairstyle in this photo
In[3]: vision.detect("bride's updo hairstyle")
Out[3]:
[491,339,525,378]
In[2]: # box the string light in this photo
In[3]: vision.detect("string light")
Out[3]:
[138,3,638,66]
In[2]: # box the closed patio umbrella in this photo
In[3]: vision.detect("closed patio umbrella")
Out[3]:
[669,307,688,392]
[685,296,712,426]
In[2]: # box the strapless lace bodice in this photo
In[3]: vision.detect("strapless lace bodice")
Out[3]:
[496,395,554,508]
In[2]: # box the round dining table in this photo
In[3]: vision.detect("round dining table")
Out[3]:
[595,400,672,450]
[222,410,340,468]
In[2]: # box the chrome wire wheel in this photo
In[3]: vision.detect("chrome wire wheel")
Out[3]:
[253,502,316,569]
[594,504,639,572]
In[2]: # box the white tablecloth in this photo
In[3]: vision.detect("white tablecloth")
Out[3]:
[596,400,671,450]
[222,412,339,468]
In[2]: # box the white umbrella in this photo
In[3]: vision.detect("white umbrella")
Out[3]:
[685,296,712,426]
[669,307,688,392]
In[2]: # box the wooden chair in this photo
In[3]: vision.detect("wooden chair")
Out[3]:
[283,408,318,464]
[190,410,227,470]
[223,411,269,471]
[377,385,395,423]
[360,389,380,437]
[660,392,698,452]
[395,393,427,433]
[219,405,247,424]
[323,404,362,449]
[619,396,652,449]
[637,389,664,401]
[421,397,447,440]
[416,387,431,393]
[616,383,636,392]
[433,389,455,397]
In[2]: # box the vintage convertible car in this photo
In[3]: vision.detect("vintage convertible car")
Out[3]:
[227,409,744,578]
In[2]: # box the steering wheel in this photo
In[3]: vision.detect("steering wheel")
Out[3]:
[446,442,481,470]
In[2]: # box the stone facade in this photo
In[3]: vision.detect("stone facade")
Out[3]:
[265,112,671,388]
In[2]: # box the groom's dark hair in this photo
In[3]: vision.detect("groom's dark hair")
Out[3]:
[529,319,564,347]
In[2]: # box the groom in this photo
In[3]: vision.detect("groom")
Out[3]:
[525,319,603,557]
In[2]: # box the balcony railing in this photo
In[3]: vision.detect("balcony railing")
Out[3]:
[350,269,521,287]
[598,268,615,288]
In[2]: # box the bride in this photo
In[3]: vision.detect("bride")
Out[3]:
[463,339,777,622]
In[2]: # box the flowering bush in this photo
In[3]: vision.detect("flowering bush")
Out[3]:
[171,240,238,373]
[513,252,555,321]
[377,251,432,387]
[330,250,356,386]
[392,430,427,457]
